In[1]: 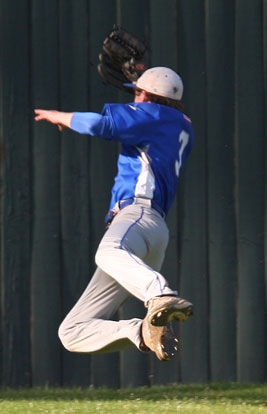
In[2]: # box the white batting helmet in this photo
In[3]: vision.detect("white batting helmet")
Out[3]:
[125,66,183,100]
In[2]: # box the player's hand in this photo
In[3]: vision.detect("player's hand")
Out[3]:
[34,109,73,131]
[34,109,61,124]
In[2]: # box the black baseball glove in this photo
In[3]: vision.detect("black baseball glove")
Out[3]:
[98,25,149,93]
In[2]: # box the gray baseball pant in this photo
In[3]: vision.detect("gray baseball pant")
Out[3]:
[58,200,177,354]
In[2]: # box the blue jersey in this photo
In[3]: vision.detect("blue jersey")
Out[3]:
[71,102,193,216]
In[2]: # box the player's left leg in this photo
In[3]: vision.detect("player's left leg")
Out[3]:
[58,266,178,360]
[58,267,143,353]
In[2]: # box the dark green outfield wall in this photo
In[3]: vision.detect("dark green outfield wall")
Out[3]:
[0,0,266,387]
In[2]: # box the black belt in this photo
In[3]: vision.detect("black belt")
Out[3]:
[105,198,166,226]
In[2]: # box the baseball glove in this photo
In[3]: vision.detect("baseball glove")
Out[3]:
[98,25,148,93]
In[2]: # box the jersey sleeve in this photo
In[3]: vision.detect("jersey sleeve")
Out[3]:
[70,111,115,139]
[101,103,152,146]
[69,104,146,145]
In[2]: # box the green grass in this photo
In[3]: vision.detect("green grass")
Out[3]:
[0,383,266,413]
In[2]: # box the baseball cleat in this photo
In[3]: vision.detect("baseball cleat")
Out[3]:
[141,318,179,361]
[145,295,193,326]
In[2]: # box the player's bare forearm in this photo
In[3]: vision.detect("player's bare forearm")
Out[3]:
[34,109,73,131]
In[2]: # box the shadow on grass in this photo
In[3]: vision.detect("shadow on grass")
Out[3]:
[0,383,266,406]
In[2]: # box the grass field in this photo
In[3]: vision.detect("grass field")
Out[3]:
[0,383,266,413]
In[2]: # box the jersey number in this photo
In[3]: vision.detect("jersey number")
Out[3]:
[175,130,189,177]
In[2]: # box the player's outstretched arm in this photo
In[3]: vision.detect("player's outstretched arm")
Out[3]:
[34,109,73,131]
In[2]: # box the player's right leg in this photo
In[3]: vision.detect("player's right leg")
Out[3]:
[95,204,193,325]
[95,204,176,303]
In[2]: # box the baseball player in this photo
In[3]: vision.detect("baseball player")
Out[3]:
[34,65,194,361]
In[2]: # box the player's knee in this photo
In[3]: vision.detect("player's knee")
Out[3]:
[58,322,75,352]
[95,248,105,268]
